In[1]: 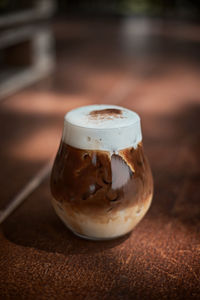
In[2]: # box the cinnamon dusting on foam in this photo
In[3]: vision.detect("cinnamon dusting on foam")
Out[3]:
[89,108,123,120]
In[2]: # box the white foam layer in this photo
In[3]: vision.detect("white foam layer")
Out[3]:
[62,105,142,151]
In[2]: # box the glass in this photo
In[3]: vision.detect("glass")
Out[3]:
[50,105,153,240]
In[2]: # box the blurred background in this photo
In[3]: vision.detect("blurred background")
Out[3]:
[0,1,200,298]
[1,0,200,220]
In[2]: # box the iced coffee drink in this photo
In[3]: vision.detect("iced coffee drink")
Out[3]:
[50,105,153,240]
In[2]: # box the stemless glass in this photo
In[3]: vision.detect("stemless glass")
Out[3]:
[50,105,153,240]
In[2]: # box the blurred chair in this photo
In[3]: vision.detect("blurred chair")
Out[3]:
[0,0,56,99]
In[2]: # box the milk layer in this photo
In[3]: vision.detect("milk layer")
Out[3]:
[52,194,152,239]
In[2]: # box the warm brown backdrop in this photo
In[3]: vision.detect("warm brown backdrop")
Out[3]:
[0,19,200,299]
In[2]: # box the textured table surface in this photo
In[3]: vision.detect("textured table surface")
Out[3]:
[0,18,200,299]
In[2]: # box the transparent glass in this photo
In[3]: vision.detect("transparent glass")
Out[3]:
[50,140,153,240]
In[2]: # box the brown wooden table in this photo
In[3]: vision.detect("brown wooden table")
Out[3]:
[0,18,200,299]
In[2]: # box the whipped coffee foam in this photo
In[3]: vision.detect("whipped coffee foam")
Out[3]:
[62,105,142,151]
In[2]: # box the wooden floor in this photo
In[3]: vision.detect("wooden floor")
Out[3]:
[0,18,200,299]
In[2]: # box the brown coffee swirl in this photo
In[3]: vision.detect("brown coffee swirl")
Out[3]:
[51,142,153,217]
